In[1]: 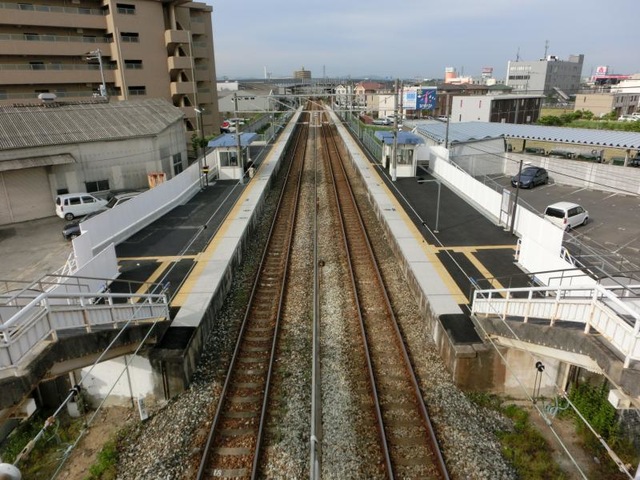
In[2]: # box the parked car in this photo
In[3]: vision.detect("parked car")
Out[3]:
[220,120,236,133]
[55,193,108,220]
[372,117,392,126]
[544,202,589,230]
[511,166,549,189]
[62,210,104,240]
[105,191,139,209]
[618,113,640,122]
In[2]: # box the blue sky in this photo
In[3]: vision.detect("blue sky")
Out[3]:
[208,0,639,81]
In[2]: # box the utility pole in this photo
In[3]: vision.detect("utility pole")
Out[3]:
[234,93,243,185]
[391,79,399,182]
[444,93,451,148]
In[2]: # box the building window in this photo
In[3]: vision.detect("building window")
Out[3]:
[124,60,143,69]
[116,3,135,14]
[172,153,183,175]
[219,151,238,167]
[18,3,35,10]
[29,62,45,70]
[128,86,146,96]
[120,32,139,43]
[85,179,109,193]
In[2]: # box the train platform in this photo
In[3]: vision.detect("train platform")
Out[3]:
[0,108,533,406]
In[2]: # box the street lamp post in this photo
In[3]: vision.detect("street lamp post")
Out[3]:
[194,107,207,189]
[417,178,441,233]
[85,49,107,98]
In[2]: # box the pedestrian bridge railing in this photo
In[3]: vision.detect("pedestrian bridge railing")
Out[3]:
[0,289,170,370]
[471,283,640,368]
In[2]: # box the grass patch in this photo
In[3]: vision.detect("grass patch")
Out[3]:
[86,438,119,480]
[467,393,567,479]
[0,410,86,479]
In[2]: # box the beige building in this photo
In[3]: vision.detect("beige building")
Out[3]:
[0,99,186,225]
[574,92,639,117]
[0,0,219,142]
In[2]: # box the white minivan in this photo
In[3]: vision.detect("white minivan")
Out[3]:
[55,193,107,220]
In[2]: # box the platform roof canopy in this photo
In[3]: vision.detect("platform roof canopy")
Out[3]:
[374,131,424,145]
[208,132,257,148]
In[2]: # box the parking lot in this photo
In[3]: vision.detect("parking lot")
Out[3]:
[489,172,640,271]
[0,216,72,285]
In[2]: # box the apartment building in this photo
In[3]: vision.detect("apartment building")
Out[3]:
[0,0,219,141]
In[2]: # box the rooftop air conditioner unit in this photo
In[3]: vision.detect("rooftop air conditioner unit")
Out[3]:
[38,93,57,103]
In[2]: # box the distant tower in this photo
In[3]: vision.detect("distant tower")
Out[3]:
[264,66,267,80]
[444,67,457,83]
[294,66,311,80]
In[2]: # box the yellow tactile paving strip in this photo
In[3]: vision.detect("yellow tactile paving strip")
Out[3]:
[357,166,468,304]
[436,245,517,290]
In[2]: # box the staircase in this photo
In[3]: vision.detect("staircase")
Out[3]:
[0,278,170,373]
[472,283,640,368]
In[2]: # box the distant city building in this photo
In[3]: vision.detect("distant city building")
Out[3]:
[444,67,473,85]
[294,67,312,80]
[335,84,355,109]
[589,65,632,88]
[0,0,220,143]
[218,89,274,116]
[574,92,639,117]
[354,81,388,114]
[506,54,584,99]
[450,94,543,124]
[611,74,640,95]
[217,81,240,92]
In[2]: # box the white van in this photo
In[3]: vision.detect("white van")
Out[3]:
[55,193,107,220]
[544,202,589,230]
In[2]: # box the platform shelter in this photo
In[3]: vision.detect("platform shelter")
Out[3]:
[374,131,425,177]
[207,133,258,180]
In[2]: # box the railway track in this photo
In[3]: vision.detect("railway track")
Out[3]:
[320,116,449,479]
[196,104,448,478]
[196,111,309,479]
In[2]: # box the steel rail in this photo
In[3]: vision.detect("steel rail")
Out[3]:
[323,118,449,479]
[196,112,310,479]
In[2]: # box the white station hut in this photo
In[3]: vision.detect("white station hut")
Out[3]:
[207,133,257,181]
[374,131,425,177]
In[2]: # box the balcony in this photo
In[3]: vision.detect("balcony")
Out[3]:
[170,81,195,96]
[0,3,106,29]
[0,63,115,85]
[167,56,192,72]
[0,34,110,57]
[164,29,190,47]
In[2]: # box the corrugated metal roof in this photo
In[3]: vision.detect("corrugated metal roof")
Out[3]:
[207,132,257,148]
[0,99,184,151]
[407,120,640,149]
[374,131,424,145]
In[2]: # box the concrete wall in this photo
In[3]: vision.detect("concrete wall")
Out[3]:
[49,123,186,196]
[504,153,640,195]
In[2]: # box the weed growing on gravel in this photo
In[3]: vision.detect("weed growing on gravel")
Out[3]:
[466,392,567,479]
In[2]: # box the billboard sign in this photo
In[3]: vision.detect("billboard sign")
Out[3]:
[416,87,437,110]
[403,89,417,110]
[402,87,437,111]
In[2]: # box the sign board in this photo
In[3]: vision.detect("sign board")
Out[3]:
[416,88,437,110]
[402,87,437,111]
